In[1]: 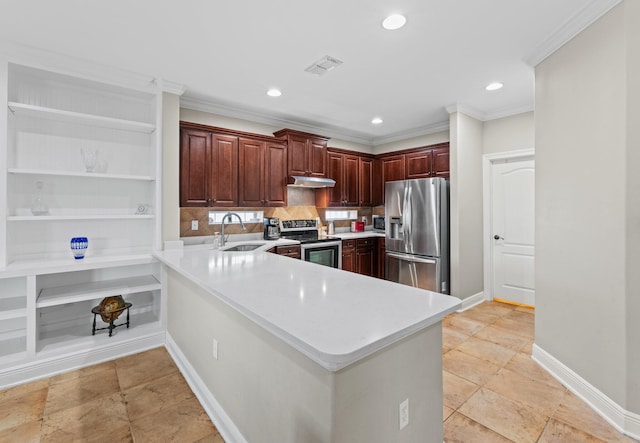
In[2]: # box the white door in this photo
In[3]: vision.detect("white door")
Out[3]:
[491,159,535,306]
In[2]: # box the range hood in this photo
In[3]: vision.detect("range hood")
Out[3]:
[287,176,336,188]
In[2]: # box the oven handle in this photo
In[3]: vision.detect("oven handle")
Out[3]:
[300,240,343,250]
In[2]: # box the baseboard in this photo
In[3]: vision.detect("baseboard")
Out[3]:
[456,291,486,312]
[532,344,640,440]
[0,331,165,389]
[165,333,247,443]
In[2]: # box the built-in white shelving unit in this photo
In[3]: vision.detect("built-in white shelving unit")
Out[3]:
[0,59,167,388]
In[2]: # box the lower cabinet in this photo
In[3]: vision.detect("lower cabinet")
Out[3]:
[0,260,165,385]
[342,237,380,278]
[341,240,356,273]
[356,238,376,277]
[268,245,301,259]
[377,238,386,279]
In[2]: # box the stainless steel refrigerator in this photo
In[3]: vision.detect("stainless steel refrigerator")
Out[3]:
[385,177,449,294]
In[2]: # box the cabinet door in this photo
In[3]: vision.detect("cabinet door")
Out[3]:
[405,150,433,179]
[238,138,265,206]
[344,155,359,206]
[433,147,450,179]
[341,240,356,273]
[381,155,405,202]
[356,238,377,277]
[326,152,345,206]
[210,134,238,206]
[377,238,386,279]
[359,157,374,207]
[287,134,309,177]
[308,138,327,178]
[264,141,287,206]
[180,129,211,207]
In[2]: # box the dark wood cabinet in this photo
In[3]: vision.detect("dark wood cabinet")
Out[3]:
[180,128,238,207]
[377,237,385,279]
[381,154,406,184]
[274,129,328,178]
[323,151,359,206]
[359,157,374,207]
[356,238,376,277]
[341,239,356,273]
[238,138,287,207]
[318,149,375,208]
[274,244,301,259]
[405,150,433,179]
[432,147,450,179]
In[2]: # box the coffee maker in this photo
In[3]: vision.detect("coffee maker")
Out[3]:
[263,217,280,240]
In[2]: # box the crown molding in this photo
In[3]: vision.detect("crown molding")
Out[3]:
[157,79,187,96]
[446,104,485,121]
[524,0,623,67]
[181,95,380,145]
[446,103,534,122]
[370,121,450,146]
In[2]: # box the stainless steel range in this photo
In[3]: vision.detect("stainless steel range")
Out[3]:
[279,219,342,269]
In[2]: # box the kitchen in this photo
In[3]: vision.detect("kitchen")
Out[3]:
[1,0,639,442]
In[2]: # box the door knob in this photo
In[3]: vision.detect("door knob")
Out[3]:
[494,235,504,240]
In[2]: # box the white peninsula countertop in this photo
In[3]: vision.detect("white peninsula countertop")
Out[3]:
[155,245,460,371]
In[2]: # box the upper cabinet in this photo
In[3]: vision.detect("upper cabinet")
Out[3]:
[239,138,287,207]
[317,149,376,207]
[180,122,287,207]
[273,129,329,178]
[180,129,238,207]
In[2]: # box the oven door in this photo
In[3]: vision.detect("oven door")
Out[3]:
[301,241,342,269]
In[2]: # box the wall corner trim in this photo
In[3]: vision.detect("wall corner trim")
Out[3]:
[532,344,640,441]
[165,333,248,443]
[456,291,486,312]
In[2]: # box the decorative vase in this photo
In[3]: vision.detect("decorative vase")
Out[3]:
[80,147,98,173]
[70,237,88,259]
[30,181,49,216]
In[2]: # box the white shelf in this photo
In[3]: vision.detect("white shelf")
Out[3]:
[37,312,161,356]
[8,214,154,221]
[0,336,26,360]
[8,102,156,134]
[37,275,160,308]
[8,168,155,181]
[0,297,27,320]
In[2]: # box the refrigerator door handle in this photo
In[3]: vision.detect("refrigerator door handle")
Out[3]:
[386,252,437,265]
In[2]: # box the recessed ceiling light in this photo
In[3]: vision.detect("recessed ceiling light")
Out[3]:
[485,82,504,91]
[371,117,383,125]
[267,88,282,97]
[382,14,406,30]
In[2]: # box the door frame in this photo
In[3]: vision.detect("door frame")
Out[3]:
[482,149,535,302]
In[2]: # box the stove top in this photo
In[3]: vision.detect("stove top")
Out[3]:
[279,219,340,244]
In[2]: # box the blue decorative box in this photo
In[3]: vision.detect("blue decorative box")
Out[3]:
[70,237,88,259]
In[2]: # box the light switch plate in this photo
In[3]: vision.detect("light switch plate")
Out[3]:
[191,220,198,230]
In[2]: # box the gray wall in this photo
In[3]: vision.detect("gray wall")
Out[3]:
[162,92,181,243]
[482,112,534,155]
[535,2,635,410]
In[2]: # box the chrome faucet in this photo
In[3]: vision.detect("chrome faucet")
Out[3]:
[220,212,246,247]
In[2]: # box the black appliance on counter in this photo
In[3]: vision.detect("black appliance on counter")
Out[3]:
[263,217,280,240]
[279,219,342,269]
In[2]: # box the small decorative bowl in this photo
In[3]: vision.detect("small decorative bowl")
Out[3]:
[70,237,88,259]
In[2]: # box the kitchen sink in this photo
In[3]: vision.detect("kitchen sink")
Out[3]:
[221,243,265,252]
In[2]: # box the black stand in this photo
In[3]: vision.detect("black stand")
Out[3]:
[91,302,132,337]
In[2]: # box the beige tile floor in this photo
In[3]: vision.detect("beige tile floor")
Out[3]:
[0,301,636,442]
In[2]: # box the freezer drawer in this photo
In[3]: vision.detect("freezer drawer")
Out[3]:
[386,251,446,293]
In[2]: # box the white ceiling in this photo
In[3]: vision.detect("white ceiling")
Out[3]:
[0,0,618,145]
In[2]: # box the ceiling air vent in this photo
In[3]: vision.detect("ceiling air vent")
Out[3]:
[304,55,343,76]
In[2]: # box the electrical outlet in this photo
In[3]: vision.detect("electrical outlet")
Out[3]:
[399,398,409,430]
[191,220,198,231]
[212,338,219,360]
